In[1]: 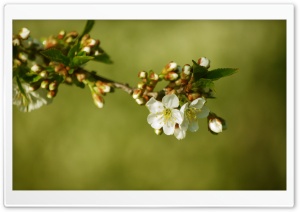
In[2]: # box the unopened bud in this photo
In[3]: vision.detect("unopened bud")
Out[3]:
[149,72,159,81]
[82,46,91,54]
[39,70,48,78]
[66,31,78,38]
[19,28,30,40]
[92,93,104,108]
[207,113,226,134]
[95,81,111,93]
[135,97,146,105]
[132,89,142,99]
[164,71,179,81]
[86,38,99,47]
[182,64,191,76]
[138,71,148,79]
[137,82,146,89]
[187,93,201,101]
[31,64,41,73]
[18,52,28,62]
[41,80,50,89]
[154,128,163,135]
[162,61,177,74]
[49,81,58,91]
[76,72,86,82]
[57,30,66,39]
[47,90,57,98]
[13,59,22,67]
[198,57,210,69]
[13,37,20,46]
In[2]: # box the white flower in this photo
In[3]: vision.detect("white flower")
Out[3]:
[146,94,183,135]
[208,118,223,133]
[13,79,52,112]
[174,97,210,140]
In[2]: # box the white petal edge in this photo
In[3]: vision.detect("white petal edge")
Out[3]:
[188,120,199,132]
[162,94,179,109]
[172,109,183,125]
[146,97,164,113]
[174,127,186,140]
[190,97,206,109]
[163,120,175,135]
[197,105,210,119]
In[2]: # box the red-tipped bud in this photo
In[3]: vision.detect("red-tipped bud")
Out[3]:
[39,70,48,78]
[198,57,210,69]
[76,72,86,82]
[149,72,159,81]
[92,93,104,108]
[154,128,163,135]
[31,64,41,73]
[132,89,143,99]
[41,80,50,89]
[137,82,146,89]
[207,113,226,134]
[187,93,201,101]
[162,61,177,74]
[57,30,66,39]
[49,81,58,91]
[47,90,57,98]
[164,71,179,81]
[135,97,146,105]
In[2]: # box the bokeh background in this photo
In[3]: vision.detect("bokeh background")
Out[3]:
[13,20,286,190]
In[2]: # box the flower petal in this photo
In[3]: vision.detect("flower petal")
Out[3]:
[146,97,164,113]
[190,97,206,109]
[147,113,164,129]
[171,109,183,125]
[174,127,186,140]
[197,105,210,118]
[180,102,188,113]
[188,120,199,132]
[163,120,175,135]
[162,94,179,109]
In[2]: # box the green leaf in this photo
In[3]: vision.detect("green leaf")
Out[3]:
[192,78,214,90]
[79,20,95,40]
[40,48,70,66]
[93,53,113,64]
[192,60,208,81]
[72,56,94,67]
[205,68,238,80]
[67,42,80,58]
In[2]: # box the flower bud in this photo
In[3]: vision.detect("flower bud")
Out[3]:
[162,61,177,74]
[198,57,210,69]
[13,59,22,67]
[164,71,179,81]
[208,118,223,133]
[57,30,66,39]
[13,37,20,46]
[207,113,226,134]
[132,89,142,99]
[138,71,148,79]
[76,72,86,82]
[187,93,201,101]
[137,82,146,89]
[82,46,91,54]
[86,38,99,47]
[95,81,111,93]
[39,70,48,78]
[31,64,41,73]
[154,128,163,135]
[47,90,57,98]
[49,81,58,91]
[66,31,78,38]
[28,83,40,91]
[135,97,146,105]
[40,80,50,89]
[18,52,28,62]
[19,28,30,40]
[92,93,104,108]
[149,72,159,81]
[181,64,191,80]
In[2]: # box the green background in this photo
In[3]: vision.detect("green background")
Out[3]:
[13,20,286,190]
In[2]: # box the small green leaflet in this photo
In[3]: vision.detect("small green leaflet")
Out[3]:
[205,68,238,81]
[40,49,70,66]
[192,78,215,90]
[72,56,94,67]
[67,42,80,58]
[192,60,208,81]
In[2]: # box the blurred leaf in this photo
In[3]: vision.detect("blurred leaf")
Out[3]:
[79,20,95,40]
[192,60,208,81]
[72,56,94,67]
[205,68,238,80]
[192,78,214,90]
[67,42,80,58]
[40,48,69,66]
[93,53,113,64]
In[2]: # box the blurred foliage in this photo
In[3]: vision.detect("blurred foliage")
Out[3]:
[13,20,286,190]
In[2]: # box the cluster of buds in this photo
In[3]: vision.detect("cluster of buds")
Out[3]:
[132,70,160,105]
[80,34,101,56]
